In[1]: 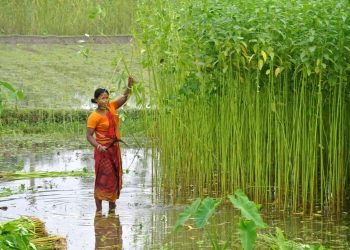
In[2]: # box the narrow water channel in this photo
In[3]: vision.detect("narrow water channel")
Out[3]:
[0,148,349,249]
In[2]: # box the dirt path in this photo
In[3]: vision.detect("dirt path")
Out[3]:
[0,35,133,44]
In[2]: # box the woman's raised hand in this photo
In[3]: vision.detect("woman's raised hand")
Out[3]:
[127,76,134,89]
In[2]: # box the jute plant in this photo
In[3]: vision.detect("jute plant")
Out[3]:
[135,0,350,213]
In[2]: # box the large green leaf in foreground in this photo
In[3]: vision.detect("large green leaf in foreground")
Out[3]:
[174,198,201,231]
[239,220,257,250]
[195,197,222,228]
[228,190,267,229]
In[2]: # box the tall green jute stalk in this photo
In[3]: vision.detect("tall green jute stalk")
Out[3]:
[135,0,350,213]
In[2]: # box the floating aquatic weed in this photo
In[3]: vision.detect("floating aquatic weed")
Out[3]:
[0,170,93,181]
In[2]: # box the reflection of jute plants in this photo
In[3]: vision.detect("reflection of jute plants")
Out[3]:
[136,0,350,213]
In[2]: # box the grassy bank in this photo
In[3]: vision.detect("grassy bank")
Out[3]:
[0,0,135,35]
[0,108,147,140]
[0,108,150,174]
[0,43,141,109]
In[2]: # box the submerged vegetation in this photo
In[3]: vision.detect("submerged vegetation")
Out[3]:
[0,184,29,198]
[0,170,93,181]
[0,0,135,35]
[175,190,328,249]
[136,0,350,213]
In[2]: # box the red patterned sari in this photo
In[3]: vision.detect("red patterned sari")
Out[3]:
[94,111,123,202]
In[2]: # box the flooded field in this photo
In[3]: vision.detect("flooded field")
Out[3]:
[1,147,350,249]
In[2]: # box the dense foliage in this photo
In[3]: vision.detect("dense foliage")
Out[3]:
[136,0,350,212]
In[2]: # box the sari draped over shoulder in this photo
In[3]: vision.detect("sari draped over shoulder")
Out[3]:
[94,110,123,202]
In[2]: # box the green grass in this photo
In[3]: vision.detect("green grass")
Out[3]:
[0,0,136,35]
[0,42,142,109]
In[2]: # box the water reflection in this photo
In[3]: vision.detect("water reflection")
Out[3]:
[28,154,36,206]
[0,147,349,249]
[94,211,123,250]
[0,148,155,249]
[0,149,94,173]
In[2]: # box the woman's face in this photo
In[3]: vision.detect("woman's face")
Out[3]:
[97,92,109,108]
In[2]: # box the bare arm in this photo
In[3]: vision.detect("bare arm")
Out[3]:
[116,76,134,109]
[116,94,129,109]
[86,128,106,152]
[86,128,98,147]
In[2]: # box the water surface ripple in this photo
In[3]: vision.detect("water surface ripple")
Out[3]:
[0,148,349,249]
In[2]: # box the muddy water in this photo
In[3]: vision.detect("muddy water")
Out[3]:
[1,148,350,249]
[0,148,162,249]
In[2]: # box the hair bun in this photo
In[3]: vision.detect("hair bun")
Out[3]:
[91,98,97,104]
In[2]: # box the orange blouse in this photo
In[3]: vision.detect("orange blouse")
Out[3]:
[87,100,121,145]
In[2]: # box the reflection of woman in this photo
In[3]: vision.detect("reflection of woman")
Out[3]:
[87,76,134,211]
[94,211,123,249]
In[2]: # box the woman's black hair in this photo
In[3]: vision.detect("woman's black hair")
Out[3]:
[91,88,109,103]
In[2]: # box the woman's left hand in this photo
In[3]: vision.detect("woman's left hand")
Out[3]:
[97,144,107,153]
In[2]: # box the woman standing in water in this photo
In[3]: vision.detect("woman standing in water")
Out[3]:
[86,76,134,211]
